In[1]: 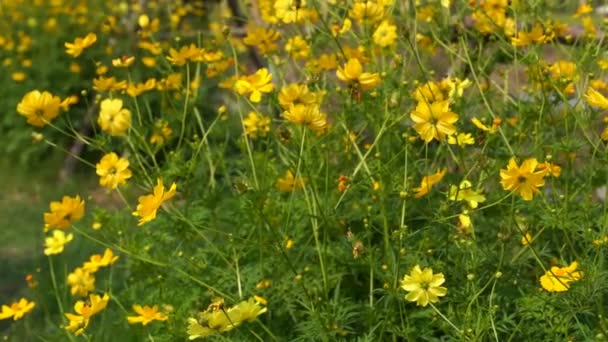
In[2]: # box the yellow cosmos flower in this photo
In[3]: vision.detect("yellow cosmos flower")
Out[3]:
[348,1,384,23]
[93,76,127,92]
[412,81,444,103]
[413,168,446,198]
[67,267,95,297]
[0,298,36,321]
[243,112,271,139]
[149,120,173,145]
[65,293,110,335]
[285,35,311,60]
[499,158,546,201]
[233,68,274,103]
[278,83,322,109]
[584,87,608,110]
[400,265,447,307]
[112,55,135,68]
[243,26,280,54]
[410,100,459,143]
[44,230,74,256]
[17,90,62,127]
[448,180,486,208]
[43,195,85,232]
[132,178,177,226]
[127,305,168,325]
[65,33,97,57]
[336,58,381,90]
[187,297,267,340]
[540,261,583,292]
[126,78,156,97]
[98,98,132,136]
[82,248,119,273]
[373,20,397,47]
[447,132,475,146]
[283,104,328,134]
[96,152,132,189]
[166,44,204,66]
[276,170,304,192]
[274,0,311,23]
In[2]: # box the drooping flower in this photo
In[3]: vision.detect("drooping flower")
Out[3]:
[283,104,328,134]
[65,293,110,335]
[98,98,132,136]
[65,33,97,57]
[0,298,36,321]
[410,100,459,143]
[132,178,177,226]
[67,267,96,297]
[127,305,168,325]
[448,180,486,208]
[336,58,381,90]
[43,195,85,232]
[44,230,74,255]
[96,152,132,189]
[413,168,446,198]
[499,158,546,201]
[400,265,447,307]
[17,90,62,127]
[233,68,274,103]
[82,248,119,273]
[540,261,583,292]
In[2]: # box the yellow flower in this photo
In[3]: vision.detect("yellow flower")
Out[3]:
[233,68,274,103]
[283,104,328,134]
[278,83,322,109]
[584,87,608,109]
[93,76,127,92]
[471,117,498,133]
[336,58,381,90]
[448,180,486,208]
[412,81,444,103]
[243,26,280,54]
[0,298,36,321]
[65,33,97,57]
[499,158,546,201]
[126,78,156,97]
[521,232,532,246]
[82,248,119,273]
[331,18,352,37]
[150,120,173,145]
[166,44,204,66]
[274,0,311,23]
[243,112,271,139]
[67,268,95,297]
[229,297,268,323]
[44,230,74,255]
[112,55,135,68]
[540,261,583,292]
[127,305,168,325]
[65,293,110,335]
[413,168,446,198]
[43,195,85,232]
[132,178,177,226]
[447,132,475,146]
[511,24,551,47]
[98,98,132,136]
[277,170,304,192]
[400,265,447,307]
[285,35,311,60]
[96,152,132,189]
[373,20,397,47]
[17,90,62,127]
[349,1,384,23]
[410,100,459,143]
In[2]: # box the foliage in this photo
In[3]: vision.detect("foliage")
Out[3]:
[3,0,608,341]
